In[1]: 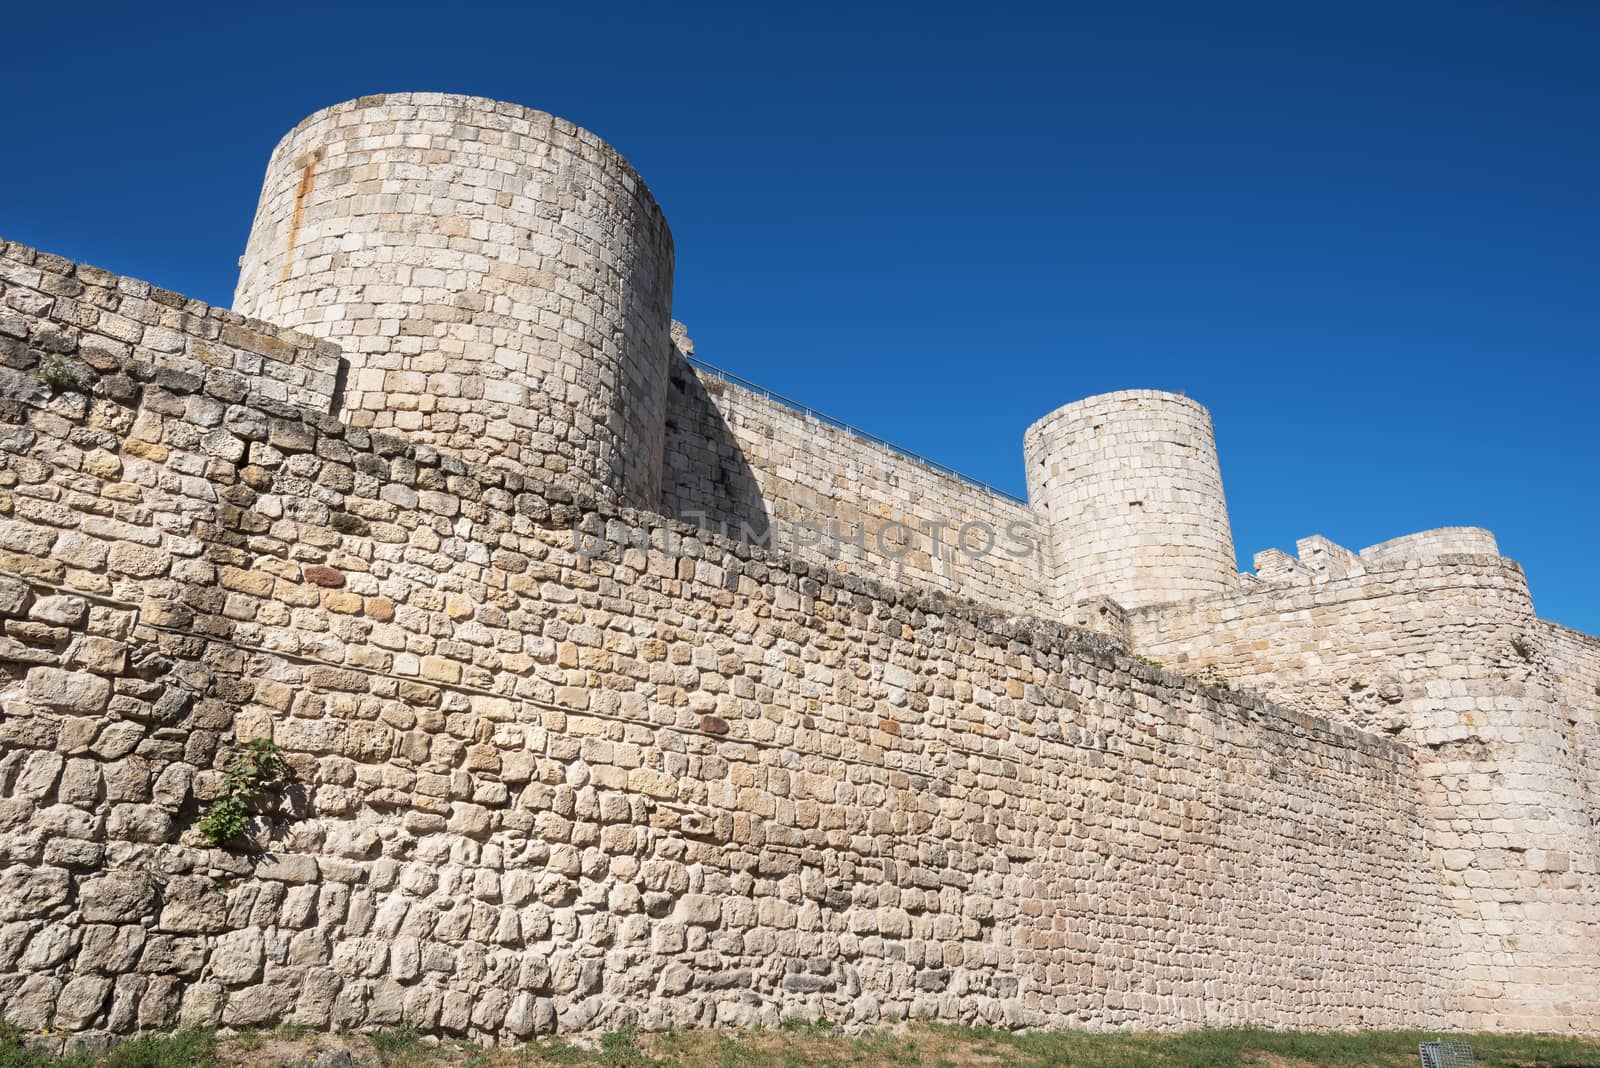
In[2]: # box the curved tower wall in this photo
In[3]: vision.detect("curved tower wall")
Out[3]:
[1025,389,1237,609]
[233,93,675,506]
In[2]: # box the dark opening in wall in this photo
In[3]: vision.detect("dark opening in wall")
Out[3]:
[330,357,351,417]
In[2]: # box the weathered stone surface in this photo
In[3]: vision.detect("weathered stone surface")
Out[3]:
[0,868,71,922]
[24,667,112,712]
[209,927,264,985]
[158,878,228,934]
[0,101,1593,1046]
[301,565,345,588]
[44,838,105,870]
[54,975,111,1029]
[0,575,32,615]
[79,873,156,923]
[79,924,146,974]
[138,935,207,978]
[106,805,174,844]
[4,974,61,1029]
[66,636,128,674]
[52,532,108,571]
[290,1048,358,1068]
[254,854,319,884]
[30,595,87,627]
[221,981,298,1026]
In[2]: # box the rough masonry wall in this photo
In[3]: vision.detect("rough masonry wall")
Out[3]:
[1541,621,1600,893]
[0,243,1454,1041]
[1129,558,1600,1030]
[660,356,1048,613]
[233,94,675,506]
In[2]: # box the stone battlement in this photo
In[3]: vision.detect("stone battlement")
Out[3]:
[0,94,1595,1044]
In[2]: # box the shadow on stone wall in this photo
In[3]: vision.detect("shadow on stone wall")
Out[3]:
[658,346,771,548]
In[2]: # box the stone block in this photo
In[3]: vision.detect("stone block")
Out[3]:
[30,594,87,626]
[79,872,157,923]
[25,666,112,712]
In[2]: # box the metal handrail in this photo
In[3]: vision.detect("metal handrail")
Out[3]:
[684,355,1029,505]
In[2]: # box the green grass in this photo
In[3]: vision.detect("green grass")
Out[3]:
[370,1025,443,1067]
[652,1026,1600,1068]
[100,1031,215,1068]
[0,1030,212,1068]
[928,1026,1600,1068]
[595,1030,655,1067]
[522,1037,598,1065]
[270,1026,315,1043]
[0,1022,1596,1068]
[0,1038,89,1068]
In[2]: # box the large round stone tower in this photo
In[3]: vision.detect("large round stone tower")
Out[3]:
[234,93,675,506]
[1024,390,1237,609]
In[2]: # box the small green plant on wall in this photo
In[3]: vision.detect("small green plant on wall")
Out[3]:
[40,355,81,394]
[1187,664,1232,690]
[198,738,290,849]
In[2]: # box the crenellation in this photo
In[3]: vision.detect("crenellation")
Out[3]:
[1251,547,1309,585]
[0,93,1595,1042]
[1293,535,1365,582]
[1245,528,1509,590]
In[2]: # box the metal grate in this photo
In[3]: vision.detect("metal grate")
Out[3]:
[1419,1041,1475,1068]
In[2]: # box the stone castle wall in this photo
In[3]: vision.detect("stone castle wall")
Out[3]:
[1128,548,1600,1031]
[659,351,1048,612]
[228,93,1249,623]
[2,89,1596,1043]
[1539,621,1600,731]
[233,94,675,507]
[0,241,1461,1042]
[1540,620,1600,908]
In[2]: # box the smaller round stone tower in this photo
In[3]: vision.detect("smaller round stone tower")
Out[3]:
[1024,390,1237,609]
[233,93,675,507]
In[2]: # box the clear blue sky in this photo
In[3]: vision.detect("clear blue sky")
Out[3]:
[3,2,1595,633]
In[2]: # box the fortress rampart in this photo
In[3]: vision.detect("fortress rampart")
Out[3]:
[0,93,1595,1042]
[1130,546,1600,1029]
[659,345,1048,610]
